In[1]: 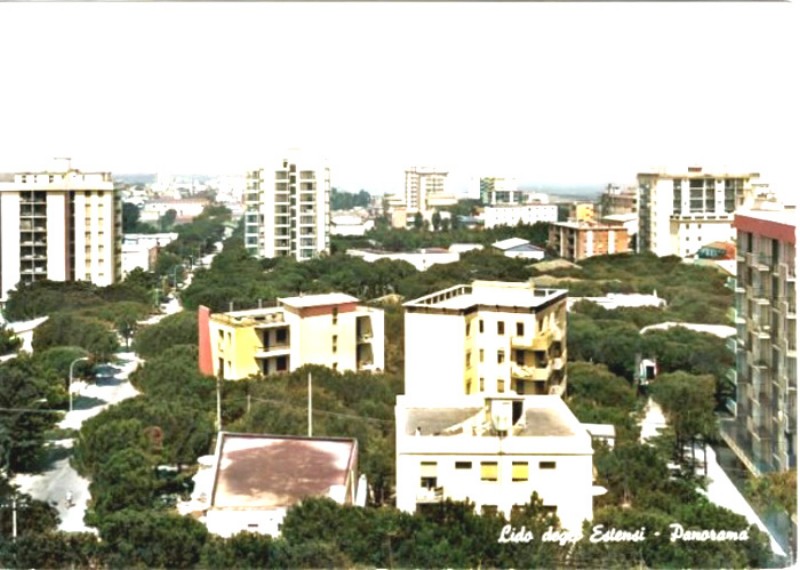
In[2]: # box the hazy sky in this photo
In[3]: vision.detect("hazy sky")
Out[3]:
[0,3,796,196]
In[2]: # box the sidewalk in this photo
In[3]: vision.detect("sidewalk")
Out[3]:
[639,397,786,558]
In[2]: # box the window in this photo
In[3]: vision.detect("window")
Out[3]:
[479,320,484,333]
[497,379,505,393]
[512,462,529,482]
[420,462,437,488]
[465,351,471,368]
[480,462,498,481]
[332,335,338,353]
[218,330,224,340]
[479,349,484,363]
[497,321,505,335]
[332,307,338,325]
[466,322,470,336]
[479,378,485,391]
[276,328,287,344]
[516,322,524,336]
[276,356,288,372]
[455,461,472,470]
[497,350,505,364]
[539,461,556,470]
[332,362,338,371]
[515,350,525,366]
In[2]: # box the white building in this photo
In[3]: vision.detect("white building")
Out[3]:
[480,177,524,205]
[346,247,460,271]
[188,432,366,538]
[120,232,178,277]
[331,211,374,237]
[404,167,456,215]
[395,393,595,533]
[492,237,546,260]
[244,152,330,260]
[637,166,759,257]
[0,159,122,301]
[483,204,558,229]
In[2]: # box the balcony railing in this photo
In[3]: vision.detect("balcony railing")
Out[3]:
[416,487,444,503]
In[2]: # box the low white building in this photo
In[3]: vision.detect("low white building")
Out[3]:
[492,237,546,260]
[395,394,596,534]
[331,212,375,236]
[567,292,667,312]
[346,247,459,271]
[483,204,558,229]
[121,232,179,276]
[188,432,366,538]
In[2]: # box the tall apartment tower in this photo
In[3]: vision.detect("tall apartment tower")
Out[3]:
[637,167,759,257]
[404,167,448,214]
[723,204,797,474]
[244,153,330,260]
[0,159,121,301]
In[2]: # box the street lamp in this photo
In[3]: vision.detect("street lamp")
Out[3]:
[69,357,90,413]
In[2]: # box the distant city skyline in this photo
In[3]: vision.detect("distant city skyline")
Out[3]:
[0,4,795,199]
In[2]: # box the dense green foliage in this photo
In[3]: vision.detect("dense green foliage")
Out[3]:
[133,311,199,359]
[331,187,371,210]
[32,313,119,362]
[0,325,22,355]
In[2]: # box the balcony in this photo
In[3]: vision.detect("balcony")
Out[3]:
[725,367,737,386]
[357,333,373,344]
[254,344,291,358]
[532,330,554,351]
[416,486,444,503]
[726,337,738,354]
[511,363,551,382]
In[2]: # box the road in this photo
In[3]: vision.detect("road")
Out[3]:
[12,352,142,532]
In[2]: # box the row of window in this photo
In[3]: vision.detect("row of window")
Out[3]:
[420,459,556,486]
[468,320,527,337]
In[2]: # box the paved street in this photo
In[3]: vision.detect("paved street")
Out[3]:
[639,397,786,557]
[12,351,142,532]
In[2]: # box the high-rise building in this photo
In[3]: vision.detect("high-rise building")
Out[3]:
[404,167,452,214]
[244,153,330,260]
[722,203,797,474]
[0,159,122,301]
[637,167,759,257]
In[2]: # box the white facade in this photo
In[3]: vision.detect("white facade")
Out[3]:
[404,281,568,401]
[637,168,759,257]
[395,394,595,533]
[480,177,524,205]
[245,153,330,260]
[0,162,121,301]
[483,204,558,229]
[331,213,374,236]
[346,248,460,271]
[404,167,452,214]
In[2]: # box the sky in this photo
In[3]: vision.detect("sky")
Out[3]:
[0,3,796,197]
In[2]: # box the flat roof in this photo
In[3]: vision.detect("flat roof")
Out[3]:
[519,408,577,437]
[405,281,566,311]
[211,433,356,510]
[405,408,483,436]
[279,293,359,308]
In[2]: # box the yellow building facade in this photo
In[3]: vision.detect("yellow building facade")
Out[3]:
[204,293,384,380]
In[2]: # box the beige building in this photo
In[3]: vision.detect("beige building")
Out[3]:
[0,159,122,301]
[198,293,384,380]
[404,167,456,215]
[637,166,759,257]
[722,204,797,474]
[403,280,568,400]
[244,152,330,260]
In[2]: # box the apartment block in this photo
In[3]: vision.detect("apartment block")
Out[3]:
[722,205,797,474]
[598,183,638,217]
[404,167,455,215]
[479,177,524,206]
[244,153,330,260]
[637,166,759,257]
[395,394,594,533]
[569,202,595,223]
[397,280,599,532]
[198,293,384,380]
[548,221,630,262]
[403,280,568,401]
[483,204,558,229]
[0,159,122,301]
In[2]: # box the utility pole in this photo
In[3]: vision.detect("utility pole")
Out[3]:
[308,372,312,437]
